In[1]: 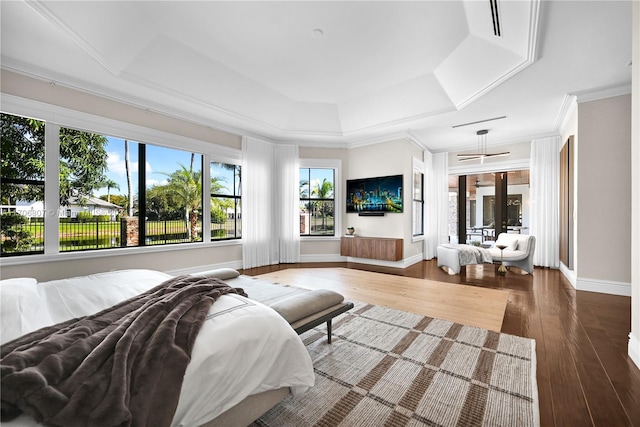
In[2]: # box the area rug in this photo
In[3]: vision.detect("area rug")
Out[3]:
[252,301,539,427]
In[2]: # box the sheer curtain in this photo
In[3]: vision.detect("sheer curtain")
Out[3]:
[275,144,300,263]
[530,136,560,268]
[424,152,449,259]
[242,136,277,269]
[241,137,300,269]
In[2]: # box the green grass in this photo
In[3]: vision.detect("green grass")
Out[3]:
[2,220,202,253]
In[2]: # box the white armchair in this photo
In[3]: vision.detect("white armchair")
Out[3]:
[488,233,536,274]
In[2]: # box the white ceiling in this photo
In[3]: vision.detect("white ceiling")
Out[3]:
[0,1,633,152]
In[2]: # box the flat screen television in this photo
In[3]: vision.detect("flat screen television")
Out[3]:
[346,174,403,213]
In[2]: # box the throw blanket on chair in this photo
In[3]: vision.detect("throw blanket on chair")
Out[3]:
[0,275,247,427]
[441,244,493,266]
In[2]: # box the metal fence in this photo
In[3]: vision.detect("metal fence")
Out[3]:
[59,220,122,251]
[1,219,209,256]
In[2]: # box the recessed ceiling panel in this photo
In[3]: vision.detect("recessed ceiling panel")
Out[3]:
[0,0,632,148]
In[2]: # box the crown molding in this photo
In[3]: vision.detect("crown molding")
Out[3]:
[346,131,418,151]
[553,94,577,133]
[571,83,632,103]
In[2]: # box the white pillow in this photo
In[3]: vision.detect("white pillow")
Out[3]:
[192,268,240,280]
[0,278,55,345]
[38,269,173,323]
[495,235,518,251]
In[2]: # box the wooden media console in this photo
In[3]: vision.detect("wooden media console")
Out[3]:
[340,236,403,261]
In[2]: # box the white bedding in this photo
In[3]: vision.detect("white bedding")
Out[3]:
[0,269,315,427]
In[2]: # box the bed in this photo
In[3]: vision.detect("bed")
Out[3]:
[0,269,316,427]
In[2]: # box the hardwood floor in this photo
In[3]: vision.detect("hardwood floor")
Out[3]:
[240,260,640,426]
[254,267,510,331]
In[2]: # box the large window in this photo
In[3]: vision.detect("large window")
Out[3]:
[1,109,215,256]
[210,162,241,240]
[299,167,335,236]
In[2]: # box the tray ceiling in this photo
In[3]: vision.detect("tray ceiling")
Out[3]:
[0,1,633,152]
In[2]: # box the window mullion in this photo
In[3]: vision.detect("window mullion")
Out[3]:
[202,154,211,243]
[44,123,60,255]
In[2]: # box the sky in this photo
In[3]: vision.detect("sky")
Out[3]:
[94,136,332,199]
[93,137,203,197]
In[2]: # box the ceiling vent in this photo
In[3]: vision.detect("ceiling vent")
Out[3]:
[490,0,502,37]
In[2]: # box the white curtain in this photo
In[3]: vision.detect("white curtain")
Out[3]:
[275,144,300,263]
[242,137,300,269]
[530,136,560,268]
[242,136,277,269]
[424,152,449,259]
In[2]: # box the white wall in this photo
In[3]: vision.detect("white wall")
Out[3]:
[346,139,424,264]
[576,94,632,293]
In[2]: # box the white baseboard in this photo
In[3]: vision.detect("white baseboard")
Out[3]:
[170,253,424,276]
[559,262,577,288]
[299,254,346,263]
[575,277,632,296]
[402,253,424,267]
[301,253,423,269]
[629,333,640,370]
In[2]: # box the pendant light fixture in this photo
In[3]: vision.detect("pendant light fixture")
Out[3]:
[457,130,510,163]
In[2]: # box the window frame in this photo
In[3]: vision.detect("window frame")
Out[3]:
[1,95,242,264]
[209,160,242,241]
[299,158,342,240]
[412,157,425,239]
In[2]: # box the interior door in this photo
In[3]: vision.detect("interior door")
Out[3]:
[560,136,574,268]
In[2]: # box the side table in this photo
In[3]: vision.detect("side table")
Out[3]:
[496,244,508,275]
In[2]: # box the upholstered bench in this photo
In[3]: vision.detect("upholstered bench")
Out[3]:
[269,289,354,343]
[192,269,354,343]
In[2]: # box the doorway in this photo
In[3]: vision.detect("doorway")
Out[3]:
[448,170,530,245]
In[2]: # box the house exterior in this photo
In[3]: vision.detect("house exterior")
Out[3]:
[1,197,122,220]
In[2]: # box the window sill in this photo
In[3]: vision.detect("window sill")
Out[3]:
[300,235,340,242]
[0,239,241,266]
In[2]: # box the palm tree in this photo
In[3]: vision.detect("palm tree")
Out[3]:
[100,179,120,203]
[163,163,202,241]
[312,178,334,232]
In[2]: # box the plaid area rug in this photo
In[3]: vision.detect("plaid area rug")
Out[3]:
[253,301,539,427]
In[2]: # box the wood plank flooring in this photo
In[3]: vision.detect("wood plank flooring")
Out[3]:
[255,267,509,332]
[240,260,640,427]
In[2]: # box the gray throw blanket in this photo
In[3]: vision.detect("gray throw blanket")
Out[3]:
[1,275,247,427]
[441,244,493,266]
